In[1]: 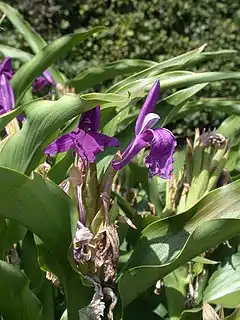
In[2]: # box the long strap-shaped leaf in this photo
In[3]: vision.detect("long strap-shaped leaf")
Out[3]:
[112,71,240,95]
[0,1,66,83]
[0,44,33,62]
[0,167,92,320]
[118,179,240,309]
[0,2,46,52]
[69,59,157,92]
[8,26,105,104]
[107,46,236,93]
[106,45,207,93]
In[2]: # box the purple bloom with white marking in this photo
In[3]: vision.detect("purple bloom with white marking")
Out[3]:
[0,57,14,115]
[45,106,120,162]
[33,70,56,92]
[112,80,176,178]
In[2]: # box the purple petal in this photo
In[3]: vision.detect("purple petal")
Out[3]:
[112,132,150,170]
[135,80,160,135]
[0,57,14,80]
[33,70,56,92]
[0,74,15,115]
[145,128,176,178]
[78,106,100,132]
[75,130,119,163]
[75,130,102,162]
[44,132,76,155]
[43,70,56,86]
[93,132,120,148]
[138,112,160,134]
[17,114,25,122]
[33,76,49,92]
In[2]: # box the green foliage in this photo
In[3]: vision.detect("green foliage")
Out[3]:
[0,167,92,319]
[1,3,240,319]
[203,252,240,308]
[3,0,239,99]
[118,179,240,308]
[0,259,42,319]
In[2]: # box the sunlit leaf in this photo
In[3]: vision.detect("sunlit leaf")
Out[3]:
[0,44,33,62]
[0,1,65,83]
[203,252,240,308]
[118,179,240,308]
[9,27,106,104]
[0,167,92,318]
[70,59,156,92]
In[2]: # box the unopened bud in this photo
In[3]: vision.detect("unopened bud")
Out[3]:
[100,151,122,194]
[39,162,51,178]
[56,83,76,94]
[56,83,65,93]
[46,271,59,286]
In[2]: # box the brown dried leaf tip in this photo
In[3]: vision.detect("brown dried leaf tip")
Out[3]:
[73,222,119,284]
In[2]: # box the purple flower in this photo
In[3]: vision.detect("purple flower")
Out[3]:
[0,57,14,115]
[33,70,56,92]
[44,106,120,162]
[0,57,14,80]
[112,80,176,178]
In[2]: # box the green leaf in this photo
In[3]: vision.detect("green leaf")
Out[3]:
[69,59,156,92]
[21,231,55,320]
[60,310,68,320]
[10,26,106,104]
[0,93,125,174]
[225,308,240,320]
[186,49,237,66]
[0,1,46,53]
[5,219,27,251]
[0,1,65,83]
[128,163,163,216]
[0,168,71,270]
[111,71,240,96]
[217,115,240,146]
[118,179,240,308]
[180,307,202,320]
[160,83,208,126]
[0,44,33,62]
[111,191,134,218]
[107,45,207,93]
[0,218,26,259]
[203,252,240,308]
[21,232,46,292]
[102,107,131,136]
[0,259,42,319]
[173,99,240,122]
[48,151,73,184]
[0,104,24,132]
[0,217,7,259]
[191,256,219,265]
[164,266,188,320]
[159,72,240,92]
[0,167,92,319]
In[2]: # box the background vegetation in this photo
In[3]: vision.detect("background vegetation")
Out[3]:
[4,0,240,98]
[3,0,239,138]
[0,1,240,319]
